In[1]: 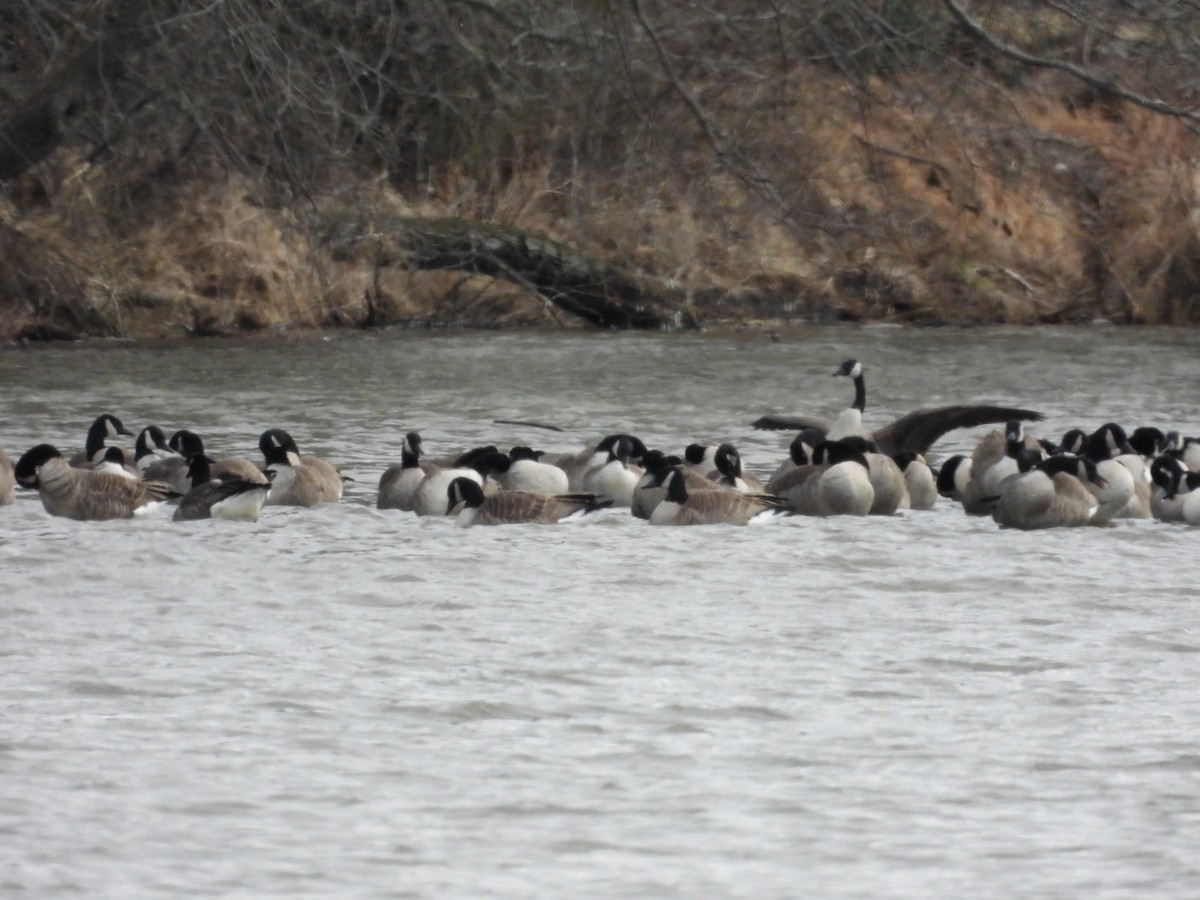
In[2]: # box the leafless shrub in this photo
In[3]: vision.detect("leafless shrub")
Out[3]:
[2,0,1199,333]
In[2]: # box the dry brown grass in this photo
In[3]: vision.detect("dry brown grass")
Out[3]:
[3,65,1199,340]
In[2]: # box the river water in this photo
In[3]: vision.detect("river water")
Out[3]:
[2,326,1198,898]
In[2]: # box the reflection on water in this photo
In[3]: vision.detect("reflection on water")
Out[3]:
[2,326,1199,898]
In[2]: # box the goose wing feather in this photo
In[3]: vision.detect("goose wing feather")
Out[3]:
[77,473,173,520]
[871,405,1045,456]
[751,414,832,433]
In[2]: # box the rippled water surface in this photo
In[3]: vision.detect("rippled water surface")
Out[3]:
[3,326,1199,898]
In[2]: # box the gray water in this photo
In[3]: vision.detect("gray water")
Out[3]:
[2,326,1199,898]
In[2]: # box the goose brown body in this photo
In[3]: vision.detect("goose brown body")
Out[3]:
[448,477,609,525]
[16,445,173,521]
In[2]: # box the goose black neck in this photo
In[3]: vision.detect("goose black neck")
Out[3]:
[85,422,108,457]
[852,373,866,413]
[188,455,213,488]
[665,470,688,504]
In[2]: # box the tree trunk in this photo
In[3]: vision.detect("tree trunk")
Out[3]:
[326,216,699,330]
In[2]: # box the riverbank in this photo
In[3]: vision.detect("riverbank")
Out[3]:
[3,68,1198,343]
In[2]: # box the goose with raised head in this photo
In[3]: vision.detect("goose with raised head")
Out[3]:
[766,439,875,517]
[893,451,937,510]
[711,443,764,494]
[15,444,173,521]
[260,429,342,505]
[497,446,570,495]
[69,413,135,467]
[826,359,868,440]
[447,477,610,526]
[991,451,1107,530]
[174,455,272,522]
[583,435,644,507]
[0,449,14,506]
[962,420,1043,516]
[377,432,430,511]
[752,359,1045,457]
[648,467,787,526]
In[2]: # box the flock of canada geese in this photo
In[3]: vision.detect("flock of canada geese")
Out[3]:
[4,359,1199,529]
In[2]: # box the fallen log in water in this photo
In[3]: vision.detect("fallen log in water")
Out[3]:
[325,216,699,331]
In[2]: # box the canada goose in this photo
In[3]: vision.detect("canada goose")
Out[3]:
[167,429,205,458]
[752,359,1045,457]
[260,429,340,507]
[1150,456,1193,522]
[173,455,272,522]
[69,413,135,466]
[711,443,764,493]
[377,431,431,511]
[935,454,972,503]
[497,446,570,495]
[259,429,342,505]
[991,451,1106,530]
[1082,423,1149,519]
[134,425,176,474]
[893,451,937,510]
[831,434,908,515]
[961,420,1043,516]
[1165,431,1200,471]
[582,435,644,507]
[826,359,868,440]
[857,440,909,516]
[15,444,173,521]
[768,427,826,483]
[447,477,611,526]
[1129,427,1166,461]
[445,444,502,470]
[553,434,649,491]
[412,447,505,516]
[163,430,267,489]
[0,449,14,505]
[766,439,875,517]
[631,449,674,519]
[683,442,719,474]
[630,450,716,519]
[1151,456,1200,524]
[92,446,140,480]
[1178,491,1200,526]
[1058,429,1087,456]
[648,467,788,526]
[142,434,196,496]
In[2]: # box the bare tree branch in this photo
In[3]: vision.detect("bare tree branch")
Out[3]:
[943,0,1200,129]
